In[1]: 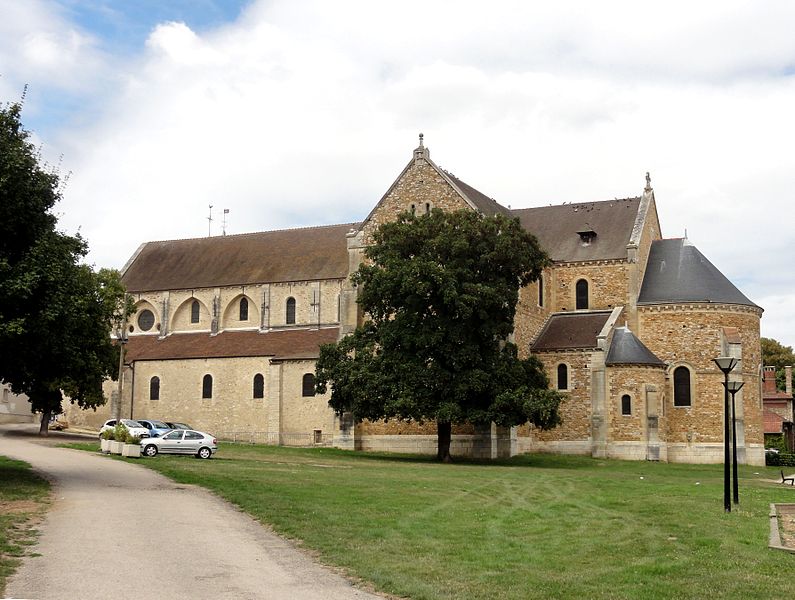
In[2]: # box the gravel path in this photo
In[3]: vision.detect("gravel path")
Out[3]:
[1,424,384,600]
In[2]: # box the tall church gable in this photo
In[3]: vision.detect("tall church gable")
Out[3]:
[637,238,759,308]
[122,223,356,293]
[511,197,640,263]
[125,327,340,362]
[358,137,509,239]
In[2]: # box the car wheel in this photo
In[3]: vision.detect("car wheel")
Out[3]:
[143,444,158,457]
[197,447,212,459]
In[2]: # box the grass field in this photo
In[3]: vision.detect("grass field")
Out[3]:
[0,456,50,596]
[71,443,795,599]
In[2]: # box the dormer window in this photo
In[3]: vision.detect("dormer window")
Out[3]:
[577,230,597,246]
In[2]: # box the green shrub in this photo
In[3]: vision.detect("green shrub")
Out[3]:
[100,428,114,440]
[113,422,128,442]
[124,432,140,444]
[765,451,795,466]
[764,433,786,453]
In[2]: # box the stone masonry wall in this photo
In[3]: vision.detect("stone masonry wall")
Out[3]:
[520,351,593,442]
[638,305,763,447]
[551,262,629,313]
[606,365,666,442]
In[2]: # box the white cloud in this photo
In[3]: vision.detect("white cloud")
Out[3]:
[4,0,795,347]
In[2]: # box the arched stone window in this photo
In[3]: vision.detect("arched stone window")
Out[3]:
[673,366,691,407]
[253,373,264,399]
[286,297,296,325]
[302,373,315,397]
[575,279,589,310]
[191,300,200,324]
[149,376,160,400]
[557,364,568,390]
[202,374,213,399]
[621,394,631,415]
[239,297,249,321]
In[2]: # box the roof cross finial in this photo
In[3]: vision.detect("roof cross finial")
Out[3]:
[645,171,652,192]
[419,132,424,148]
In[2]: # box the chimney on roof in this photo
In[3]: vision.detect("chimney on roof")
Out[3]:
[786,365,792,396]
[763,366,777,394]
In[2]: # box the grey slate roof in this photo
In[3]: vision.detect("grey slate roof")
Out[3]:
[122,223,357,293]
[606,327,665,367]
[637,238,759,308]
[531,311,613,351]
[444,172,513,218]
[510,197,640,263]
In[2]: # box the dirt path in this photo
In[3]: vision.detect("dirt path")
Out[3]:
[0,424,383,600]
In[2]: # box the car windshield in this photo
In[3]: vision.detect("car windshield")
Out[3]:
[123,420,143,427]
[150,421,169,428]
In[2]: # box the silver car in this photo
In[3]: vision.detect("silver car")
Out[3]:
[140,429,217,459]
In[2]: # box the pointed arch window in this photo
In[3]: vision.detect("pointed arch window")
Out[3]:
[191,300,200,323]
[673,367,691,407]
[557,364,568,390]
[239,297,249,321]
[575,279,589,310]
[286,297,296,325]
[302,373,316,397]
[202,374,213,399]
[253,373,264,399]
[149,376,160,401]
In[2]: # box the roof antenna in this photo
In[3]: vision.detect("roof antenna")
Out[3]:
[222,208,229,236]
[207,204,213,237]
[645,171,652,192]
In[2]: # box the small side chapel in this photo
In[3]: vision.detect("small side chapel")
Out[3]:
[65,137,765,465]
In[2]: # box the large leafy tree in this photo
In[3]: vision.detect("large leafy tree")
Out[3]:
[315,209,563,461]
[0,101,130,434]
[761,337,795,393]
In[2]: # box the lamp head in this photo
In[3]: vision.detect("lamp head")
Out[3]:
[713,356,738,374]
[726,381,744,394]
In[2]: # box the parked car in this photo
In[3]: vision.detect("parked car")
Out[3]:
[99,419,150,439]
[140,429,217,459]
[164,421,192,430]
[136,419,172,437]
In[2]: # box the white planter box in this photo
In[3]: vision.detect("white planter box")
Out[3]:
[121,444,141,458]
[100,438,111,453]
[109,440,124,455]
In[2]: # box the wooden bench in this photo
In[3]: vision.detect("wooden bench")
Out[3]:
[781,470,795,485]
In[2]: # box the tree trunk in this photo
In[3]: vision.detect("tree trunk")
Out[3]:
[437,421,452,462]
[39,410,51,436]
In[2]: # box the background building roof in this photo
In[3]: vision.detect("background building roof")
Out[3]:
[511,198,640,263]
[124,328,340,362]
[122,223,356,292]
[638,238,759,308]
[531,311,612,351]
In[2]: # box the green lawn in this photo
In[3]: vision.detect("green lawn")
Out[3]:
[73,443,795,599]
[0,456,50,596]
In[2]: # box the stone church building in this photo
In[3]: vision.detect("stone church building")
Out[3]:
[65,138,765,465]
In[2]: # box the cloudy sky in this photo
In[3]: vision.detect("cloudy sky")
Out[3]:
[2,0,794,347]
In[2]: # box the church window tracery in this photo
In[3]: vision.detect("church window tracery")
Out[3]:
[138,309,155,331]
[239,297,249,321]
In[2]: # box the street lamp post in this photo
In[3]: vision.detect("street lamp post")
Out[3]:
[114,324,129,422]
[727,380,744,506]
[713,356,738,513]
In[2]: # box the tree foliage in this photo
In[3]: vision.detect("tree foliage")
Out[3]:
[761,337,795,392]
[315,208,563,461]
[0,101,131,433]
